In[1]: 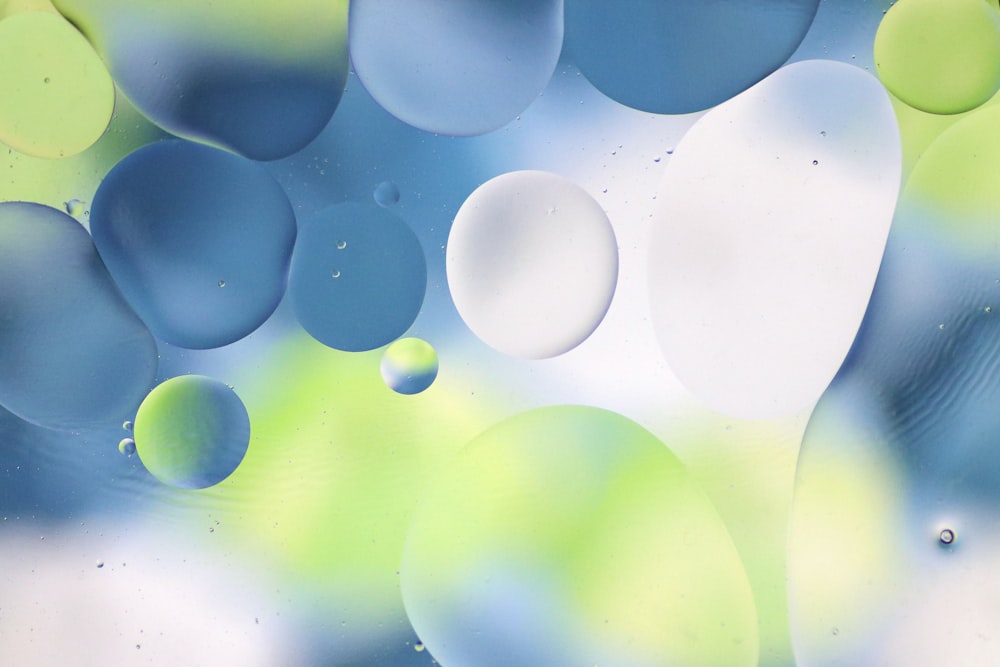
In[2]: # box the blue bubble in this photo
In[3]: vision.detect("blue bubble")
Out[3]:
[381,338,438,395]
[289,201,426,352]
[349,0,563,135]
[373,181,400,208]
[52,0,350,160]
[564,0,820,114]
[0,202,158,430]
[90,139,297,350]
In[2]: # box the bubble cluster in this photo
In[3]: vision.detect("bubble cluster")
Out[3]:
[447,170,618,360]
[564,0,820,113]
[0,203,157,430]
[134,375,250,489]
[648,60,900,418]
[0,12,113,157]
[874,0,1000,115]
[52,0,350,160]
[90,139,297,350]
[381,338,438,395]
[349,0,563,135]
[402,406,758,667]
[289,201,427,352]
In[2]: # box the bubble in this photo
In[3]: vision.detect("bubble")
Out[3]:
[64,199,85,216]
[118,438,136,456]
[648,60,900,418]
[380,338,439,395]
[95,560,104,569]
[51,0,350,160]
[0,12,113,158]
[874,0,1000,115]
[289,201,426,352]
[122,420,133,431]
[563,0,819,114]
[349,0,562,135]
[0,203,157,430]
[90,139,297,350]
[939,528,956,545]
[447,170,618,360]
[133,375,250,489]
[373,181,400,208]
[402,406,758,667]
[335,240,347,251]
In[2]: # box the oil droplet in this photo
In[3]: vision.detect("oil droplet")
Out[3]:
[336,240,347,250]
[939,528,956,545]
[118,437,136,456]
[331,270,341,279]
[95,559,104,568]
[414,643,426,652]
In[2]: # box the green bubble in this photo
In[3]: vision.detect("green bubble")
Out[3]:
[0,12,113,157]
[134,375,250,490]
[874,0,1000,115]
[380,337,438,395]
[402,406,758,666]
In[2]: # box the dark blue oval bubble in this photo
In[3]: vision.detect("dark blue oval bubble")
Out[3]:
[90,139,297,350]
[564,0,820,114]
[52,0,349,160]
[0,203,158,431]
[289,201,427,352]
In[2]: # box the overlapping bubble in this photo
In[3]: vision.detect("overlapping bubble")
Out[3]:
[0,12,114,157]
[134,374,250,489]
[402,406,758,667]
[447,170,618,359]
[52,0,350,160]
[90,139,297,349]
[289,201,427,352]
[649,60,901,418]
[0,202,158,430]
[788,102,1000,666]
[874,0,1000,115]
[349,0,563,135]
[564,0,820,114]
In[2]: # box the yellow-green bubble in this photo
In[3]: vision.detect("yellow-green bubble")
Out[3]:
[380,337,438,395]
[134,375,250,490]
[874,0,1000,115]
[0,12,113,157]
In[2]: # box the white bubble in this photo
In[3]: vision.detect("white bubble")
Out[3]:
[648,60,900,418]
[447,170,618,359]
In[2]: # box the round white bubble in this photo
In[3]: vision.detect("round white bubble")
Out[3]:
[447,170,618,359]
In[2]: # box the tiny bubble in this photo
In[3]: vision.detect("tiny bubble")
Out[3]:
[812,160,819,166]
[96,560,104,569]
[831,627,839,636]
[938,323,945,330]
[43,77,51,84]
[653,157,661,163]
[218,280,226,288]
[122,420,133,431]
[415,643,426,652]
[986,306,993,313]
[939,528,955,545]
[336,240,347,250]
[331,270,341,279]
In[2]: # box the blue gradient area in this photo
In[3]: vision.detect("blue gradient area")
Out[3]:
[349,0,563,135]
[564,0,820,114]
[90,140,297,350]
[0,203,158,431]
[289,201,427,352]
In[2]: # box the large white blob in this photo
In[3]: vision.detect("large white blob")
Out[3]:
[648,60,901,418]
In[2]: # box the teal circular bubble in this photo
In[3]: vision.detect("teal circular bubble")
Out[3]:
[373,181,400,208]
[380,338,438,395]
[90,139,297,350]
[52,0,350,160]
[349,0,563,135]
[134,375,250,489]
[564,0,820,113]
[0,202,158,431]
[289,201,427,352]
